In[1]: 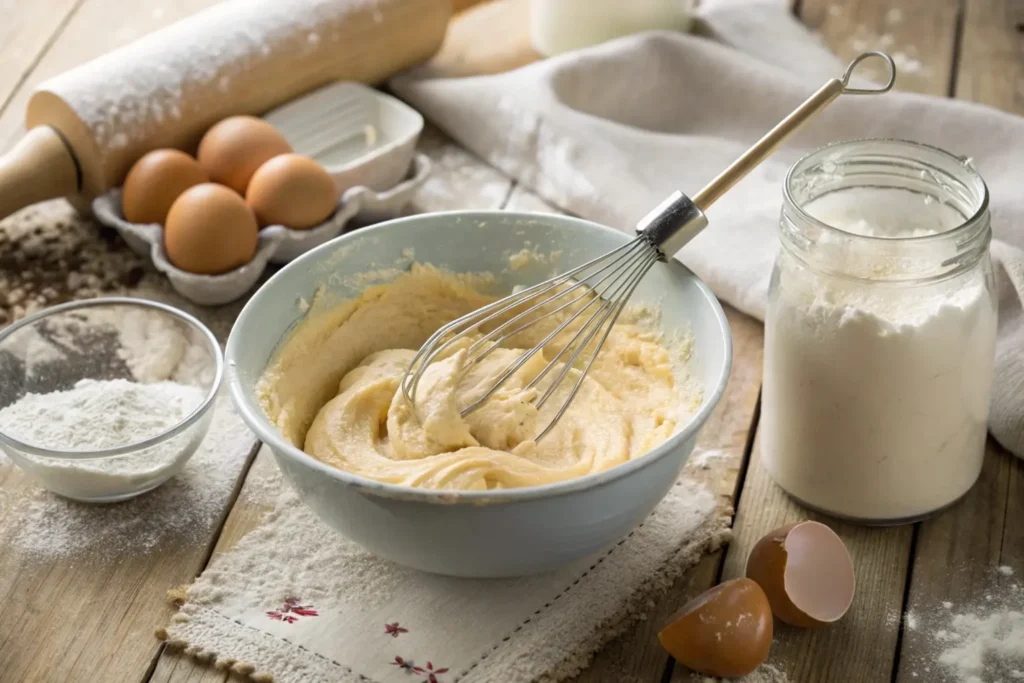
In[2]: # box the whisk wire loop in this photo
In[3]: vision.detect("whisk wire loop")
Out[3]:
[459,238,656,416]
[533,249,661,441]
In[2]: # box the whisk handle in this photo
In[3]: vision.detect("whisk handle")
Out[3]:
[637,52,897,258]
[692,51,896,212]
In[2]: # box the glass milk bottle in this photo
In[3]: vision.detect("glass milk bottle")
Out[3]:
[529,0,696,57]
[762,139,997,524]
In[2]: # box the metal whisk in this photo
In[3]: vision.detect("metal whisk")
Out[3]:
[401,51,897,441]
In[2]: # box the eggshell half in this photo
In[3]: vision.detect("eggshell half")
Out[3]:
[658,577,773,678]
[745,521,856,627]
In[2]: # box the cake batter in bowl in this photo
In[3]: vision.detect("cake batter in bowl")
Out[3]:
[227,211,731,577]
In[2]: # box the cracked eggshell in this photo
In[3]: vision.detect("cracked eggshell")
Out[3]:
[658,578,773,678]
[745,521,856,628]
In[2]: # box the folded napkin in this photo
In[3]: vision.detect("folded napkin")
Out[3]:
[391,0,1024,459]
[160,468,727,683]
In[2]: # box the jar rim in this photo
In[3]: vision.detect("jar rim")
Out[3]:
[782,138,990,245]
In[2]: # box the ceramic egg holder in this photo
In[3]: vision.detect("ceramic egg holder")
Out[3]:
[92,81,430,306]
[93,154,430,306]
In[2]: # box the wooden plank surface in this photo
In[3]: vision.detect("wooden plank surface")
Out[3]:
[955,0,1024,112]
[689,435,914,683]
[575,306,764,683]
[423,0,538,79]
[666,1,966,681]
[0,2,236,682]
[0,0,219,154]
[800,0,959,96]
[894,3,1024,680]
[0,0,1020,681]
[0,0,82,115]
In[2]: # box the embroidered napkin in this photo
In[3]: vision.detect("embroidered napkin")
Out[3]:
[160,468,728,683]
[390,0,1024,459]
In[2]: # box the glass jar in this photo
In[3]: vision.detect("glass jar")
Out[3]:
[762,139,997,525]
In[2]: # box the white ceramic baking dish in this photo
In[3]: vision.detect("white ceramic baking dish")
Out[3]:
[262,81,424,194]
[225,211,733,577]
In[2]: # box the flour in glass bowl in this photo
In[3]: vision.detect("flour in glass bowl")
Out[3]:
[0,378,206,500]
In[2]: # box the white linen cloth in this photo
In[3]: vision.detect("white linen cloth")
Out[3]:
[161,470,726,683]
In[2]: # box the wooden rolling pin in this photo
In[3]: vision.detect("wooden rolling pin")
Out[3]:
[0,0,450,221]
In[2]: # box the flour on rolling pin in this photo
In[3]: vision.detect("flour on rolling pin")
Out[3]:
[10,0,448,217]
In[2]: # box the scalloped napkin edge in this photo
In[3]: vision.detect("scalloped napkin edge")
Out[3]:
[158,477,729,683]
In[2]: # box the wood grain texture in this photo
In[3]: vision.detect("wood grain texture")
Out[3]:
[0,0,220,154]
[800,0,959,95]
[894,6,1024,680]
[0,437,260,683]
[149,447,281,683]
[670,2,964,681]
[692,435,914,683]
[955,0,1024,113]
[422,0,539,78]
[895,441,1022,682]
[0,5,252,670]
[0,0,82,114]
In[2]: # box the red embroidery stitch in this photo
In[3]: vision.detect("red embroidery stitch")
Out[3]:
[390,657,448,681]
[385,622,409,638]
[420,661,449,682]
[391,655,416,671]
[266,598,319,624]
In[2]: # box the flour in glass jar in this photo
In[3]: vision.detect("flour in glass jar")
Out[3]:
[762,188,998,522]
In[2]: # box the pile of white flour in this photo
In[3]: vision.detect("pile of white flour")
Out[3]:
[0,378,205,499]
[901,566,1024,682]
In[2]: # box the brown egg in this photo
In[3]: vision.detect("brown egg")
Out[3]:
[658,578,773,678]
[246,153,339,229]
[121,149,208,225]
[164,183,259,275]
[745,521,856,628]
[197,116,292,194]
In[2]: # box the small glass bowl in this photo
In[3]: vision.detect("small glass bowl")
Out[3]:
[0,298,223,502]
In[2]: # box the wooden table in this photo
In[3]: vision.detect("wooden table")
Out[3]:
[0,1,1021,681]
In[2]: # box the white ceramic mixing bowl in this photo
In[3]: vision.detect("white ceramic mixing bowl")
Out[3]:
[226,211,731,577]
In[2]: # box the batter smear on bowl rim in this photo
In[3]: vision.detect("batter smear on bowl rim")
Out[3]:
[257,264,701,490]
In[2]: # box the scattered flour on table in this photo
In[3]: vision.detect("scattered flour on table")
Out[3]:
[701,663,789,682]
[688,447,730,470]
[239,451,286,507]
[901,567,1024,682]
[0,396,256,560]
[413,135,509,212]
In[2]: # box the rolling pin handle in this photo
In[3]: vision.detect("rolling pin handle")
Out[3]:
[0,126,81,222]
